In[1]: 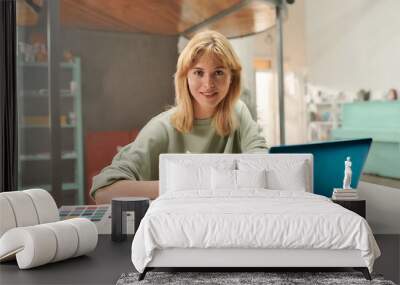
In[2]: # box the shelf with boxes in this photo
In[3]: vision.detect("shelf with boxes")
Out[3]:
[17,57,84,205]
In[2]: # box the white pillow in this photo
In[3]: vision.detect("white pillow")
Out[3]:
[266,161,307,191]
[167,162,211,191]
[166,159,236,192]
[236,169,267,189]
[211,168,236,190]
[238,159,309,192]
[211,169,268,190]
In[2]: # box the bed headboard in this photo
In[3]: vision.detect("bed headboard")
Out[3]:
[159,154,313,195]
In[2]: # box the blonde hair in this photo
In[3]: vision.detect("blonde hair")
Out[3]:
[171,30,242,137]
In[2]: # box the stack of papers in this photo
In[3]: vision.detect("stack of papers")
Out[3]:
[332,188,359,200]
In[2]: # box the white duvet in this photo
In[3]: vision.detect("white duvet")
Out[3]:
[131,190,380,273]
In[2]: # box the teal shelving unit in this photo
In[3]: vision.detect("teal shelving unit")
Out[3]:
[17,57,84,205]
[332,101,400,179]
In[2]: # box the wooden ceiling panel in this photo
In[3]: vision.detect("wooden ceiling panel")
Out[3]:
[61,0,243,34]
[24,0,276,38]
[174,0,243,32]
[61,0,143,33]
[16,0,40,26]
[186,1,276,38]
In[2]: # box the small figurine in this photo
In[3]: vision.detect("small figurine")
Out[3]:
[342,157,352,189]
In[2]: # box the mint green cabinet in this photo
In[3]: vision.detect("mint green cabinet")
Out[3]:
[332,101,400,179]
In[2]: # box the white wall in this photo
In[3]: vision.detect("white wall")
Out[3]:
[281,1,308,145]
[257,1,308,145]
[230,36,257,106]
[305,0,400,92]
[303,1,400,234]
[230,37,259,121]
[359,182,400,234]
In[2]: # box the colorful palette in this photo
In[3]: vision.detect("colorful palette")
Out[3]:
[59,205,110,222]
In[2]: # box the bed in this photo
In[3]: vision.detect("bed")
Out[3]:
[131,154,380,281]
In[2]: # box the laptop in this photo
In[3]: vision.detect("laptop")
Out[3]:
[269,138,372,197]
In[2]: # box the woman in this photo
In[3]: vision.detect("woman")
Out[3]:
[92,30,268,204]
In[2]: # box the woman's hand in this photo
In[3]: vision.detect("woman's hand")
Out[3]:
[94,180,159,204]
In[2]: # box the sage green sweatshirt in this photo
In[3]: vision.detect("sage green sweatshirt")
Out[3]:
[90,100,268,198]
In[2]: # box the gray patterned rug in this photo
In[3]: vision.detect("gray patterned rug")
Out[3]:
[116,271,396,285]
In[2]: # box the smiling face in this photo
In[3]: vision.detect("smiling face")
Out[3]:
[187,53,232,119]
